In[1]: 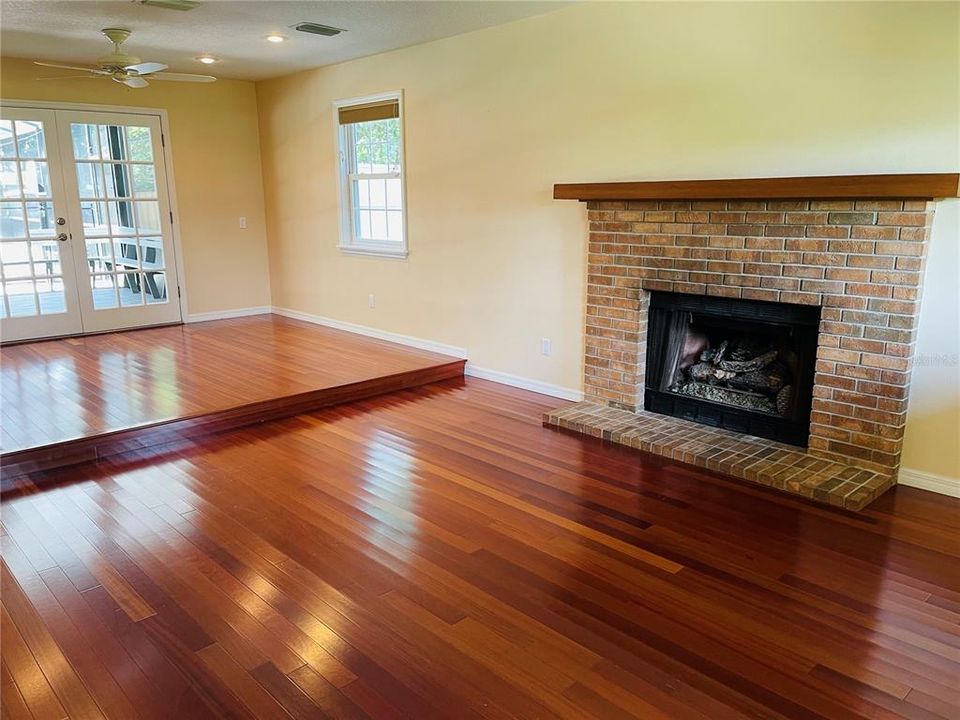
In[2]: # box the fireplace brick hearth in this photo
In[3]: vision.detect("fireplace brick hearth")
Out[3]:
[546,178,952,509]
[546,402,890,509]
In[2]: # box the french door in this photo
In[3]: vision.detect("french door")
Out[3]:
[0,106,181,342]
[0,108,84,341]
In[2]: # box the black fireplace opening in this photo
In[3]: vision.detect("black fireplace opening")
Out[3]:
[644,291,820,447]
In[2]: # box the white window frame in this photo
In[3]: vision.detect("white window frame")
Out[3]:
[333,90,408,259]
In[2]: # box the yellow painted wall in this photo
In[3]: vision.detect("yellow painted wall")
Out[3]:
[901,200,960,483]
[1,56,271,315]
[257,2,959,482]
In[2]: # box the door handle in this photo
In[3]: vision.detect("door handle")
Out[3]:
[56,232,68,242]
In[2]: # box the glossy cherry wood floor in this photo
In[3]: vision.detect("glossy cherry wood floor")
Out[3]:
[0,315,462,454]
[2,378,958,719]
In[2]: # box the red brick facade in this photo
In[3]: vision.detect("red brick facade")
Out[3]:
[583,198,934,477]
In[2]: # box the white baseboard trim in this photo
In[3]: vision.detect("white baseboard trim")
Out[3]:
[185,306,272,323]
[464,365,584,401]
[898,467,960,498]
[271,306,583,401]
[271,307,467,359]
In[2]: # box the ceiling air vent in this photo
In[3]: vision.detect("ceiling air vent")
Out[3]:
[293,22,345,37]
[140,0,201,10]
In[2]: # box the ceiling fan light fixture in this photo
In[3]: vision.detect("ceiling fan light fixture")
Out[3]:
[293,22,345,37]
[265,33,287,44]
[194,55,219,65]
[32,29,217,88]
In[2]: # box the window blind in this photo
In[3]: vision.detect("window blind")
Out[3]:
[338,99,399,125]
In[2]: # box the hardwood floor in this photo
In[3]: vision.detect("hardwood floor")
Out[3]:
[1,377,958,719]
[0,316,464,475]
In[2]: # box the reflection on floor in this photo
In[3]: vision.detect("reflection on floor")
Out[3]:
[3,286,164,317]
[0,314,465,454]
[2,377,957,719]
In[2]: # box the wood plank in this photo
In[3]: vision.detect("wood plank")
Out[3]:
[0,376,957,719]
[0,659,36,720]
[0,568,107,719]
[0,314,464,482]
[196,643,294,720]
[553,173,960,201]
[0,610,69,720]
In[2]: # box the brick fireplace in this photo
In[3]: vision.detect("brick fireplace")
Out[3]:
[546,174,958,509]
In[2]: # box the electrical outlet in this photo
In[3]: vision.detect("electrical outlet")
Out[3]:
[368,294,376,308]
[540,338,552,356]
[239,216,247,229]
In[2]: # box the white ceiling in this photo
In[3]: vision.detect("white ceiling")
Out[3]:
[0,1,570,80]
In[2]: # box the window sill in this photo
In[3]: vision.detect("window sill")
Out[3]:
[337,244,408,259]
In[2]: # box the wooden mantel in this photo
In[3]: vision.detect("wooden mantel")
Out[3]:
[554,173,960,201]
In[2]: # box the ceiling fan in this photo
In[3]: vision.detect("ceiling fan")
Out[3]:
[34,28,216,88]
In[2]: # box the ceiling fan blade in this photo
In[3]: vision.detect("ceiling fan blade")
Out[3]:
[34,60,110,75]
[149,72,216,83]
[114,75,150,88]
[35,75,105,81]
[125,62,168,75]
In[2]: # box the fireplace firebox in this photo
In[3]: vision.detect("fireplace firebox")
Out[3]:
[644,292,820,446]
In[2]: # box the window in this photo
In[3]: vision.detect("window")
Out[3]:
[334,92,407,257]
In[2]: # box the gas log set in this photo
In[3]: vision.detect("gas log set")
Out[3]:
[672,332,795,416]
[644,292,819,445]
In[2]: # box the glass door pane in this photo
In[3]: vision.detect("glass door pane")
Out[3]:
[57,111,181,333]
[0,108,83,342]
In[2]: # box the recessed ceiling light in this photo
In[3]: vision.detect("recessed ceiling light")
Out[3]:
[194,55,219,65]
[265,34,286,43]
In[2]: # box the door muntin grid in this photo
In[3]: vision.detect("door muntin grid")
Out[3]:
[70,122,169,311]
[0,118,68,319]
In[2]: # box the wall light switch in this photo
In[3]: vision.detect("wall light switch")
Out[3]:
[541,338,552,356]
[368,294,376,308]
[239,216,247,229]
